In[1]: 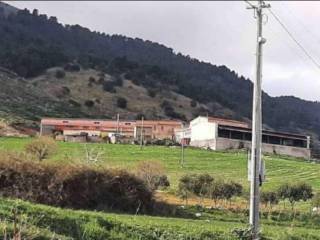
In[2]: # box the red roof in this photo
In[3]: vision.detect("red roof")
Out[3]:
[41,118,182,128]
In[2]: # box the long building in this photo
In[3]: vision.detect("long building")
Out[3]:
[40,118,183,141]
[187,116,311,159]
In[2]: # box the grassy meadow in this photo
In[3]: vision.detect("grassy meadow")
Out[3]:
[1,137,320,239]
[1,198,320,240]
[1,137,319,192]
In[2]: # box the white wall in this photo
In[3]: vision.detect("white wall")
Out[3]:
[190,116,217,141]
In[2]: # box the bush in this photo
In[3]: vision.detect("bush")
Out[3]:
[117,97,127,109]
[209,180,224,206]
[147,89,157,98]
[277,182,313,210]
[24,137,57,161]
[178,174,196,205]
[260,191,279,209]
[0,156,153,213]
[312,192,320,208]
[88,76,96,83]
[55,69,66,78]
[135,160,166,191]
[103,81,116,93]
[190,100,197,108]
[84,100,95,108]
[220,181,243,205]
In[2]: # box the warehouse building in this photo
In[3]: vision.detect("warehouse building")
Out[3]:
[40,118,182,142]
[189,116,311,159]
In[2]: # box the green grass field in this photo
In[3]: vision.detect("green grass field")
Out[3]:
[1,137,320,239]
[1,198,320,240]
[1,137,319,192]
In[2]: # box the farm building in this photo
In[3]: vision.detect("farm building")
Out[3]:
[40,118,183,142]
[188,116,311,159]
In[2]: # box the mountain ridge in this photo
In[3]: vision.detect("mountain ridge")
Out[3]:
[0,3,319,154]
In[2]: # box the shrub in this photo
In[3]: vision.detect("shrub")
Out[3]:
[135,160,166,191]
[178,174,196,205]
[277,182,313,210]
[88,76,96,83]
[55,69,66,78]
[260,191,279,209]
[312,192,320,208]
[193,174,214,205]
[209,180,224,206]
[190,100,197,108]
[114,75,123,87]
[84,100,95,108]
[24,137,57,161]
[103,81,116,93]
[221,181,243,205]
[147,89,157,98]
[117,97,127,109]
[0,156,153,213]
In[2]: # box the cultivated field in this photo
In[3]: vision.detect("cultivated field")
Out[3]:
[1,137,320,239]
[1,137,319,192]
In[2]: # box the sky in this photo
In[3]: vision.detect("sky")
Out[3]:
[6,1,320,102]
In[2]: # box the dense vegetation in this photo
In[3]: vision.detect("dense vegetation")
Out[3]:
[0,4,320,155]
[0,151,153,213]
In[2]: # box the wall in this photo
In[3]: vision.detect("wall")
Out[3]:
[215,137,311,159]
[190,116,217,142]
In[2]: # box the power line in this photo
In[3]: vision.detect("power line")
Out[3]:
[244,0,256,9]
[268,8,320,70]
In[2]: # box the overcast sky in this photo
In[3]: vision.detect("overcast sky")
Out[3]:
[7,1,320,102]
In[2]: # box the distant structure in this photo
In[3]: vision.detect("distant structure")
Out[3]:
[186,116,311,159]
[40,118,182,143]
[41,116,311,159]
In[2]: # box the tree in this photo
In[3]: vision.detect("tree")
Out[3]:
[25,137,57,161]
[209,180,224,207]
[312,192,320,209]
[260,191,279,209]
[84,100,94,108]
[135,160,166,191]
[277,182,313,210]
[55,69,66,79]
[190,100,197,108]
[277,183,290,209]
[117,97,127,109]
[221,181,243,206]
[193,174,214,206]
[178,174,196,206]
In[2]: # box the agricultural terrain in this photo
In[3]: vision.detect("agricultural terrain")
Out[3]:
[1,137,320,239]
[1,198,320,240]
[1,137,319,192]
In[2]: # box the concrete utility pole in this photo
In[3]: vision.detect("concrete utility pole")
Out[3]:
[140,116,144,150]
[246,1,270,239]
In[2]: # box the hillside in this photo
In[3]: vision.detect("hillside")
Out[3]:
[0,3,319,153]
[2,138,320,192]
[2,198,320,240]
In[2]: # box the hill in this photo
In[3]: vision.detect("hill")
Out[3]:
[0,3,319,153]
